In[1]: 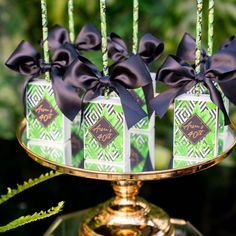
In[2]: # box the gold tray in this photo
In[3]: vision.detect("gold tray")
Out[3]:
[17,119,236,181]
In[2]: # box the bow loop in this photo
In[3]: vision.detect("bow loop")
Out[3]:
[110,55,152,89]
[157,55,195,86]
[47,25,70,52]
[108,32,164,65]
[5,40,41,77]
[176,32,207,66]
[138,33,164,64]
[108,33,129,63]
[75,23,101,51]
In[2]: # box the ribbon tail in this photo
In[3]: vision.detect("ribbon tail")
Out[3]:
[142,83,154,118]
[51,68,82,121]
[218,74,236,106]
[113,82,147,129]
[205,80,231,125]
[150,86,187,118]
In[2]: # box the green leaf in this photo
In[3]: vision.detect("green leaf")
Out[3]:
[0,201,64,233]
[0,171,62,205]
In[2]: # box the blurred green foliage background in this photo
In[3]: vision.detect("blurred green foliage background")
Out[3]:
[1,0,236,140]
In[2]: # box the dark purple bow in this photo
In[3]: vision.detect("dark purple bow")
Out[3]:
[5,40,82,117]
[108,32,164,65]
[177,33,236,107]
[150,50,235,125]
[59,55,152,129]
[47,23,101,53]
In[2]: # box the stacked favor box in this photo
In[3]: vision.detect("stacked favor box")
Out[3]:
[26,79,71,143]
[26,79,72,163]
[83,96,131,172]
[83,72,156,173]
[173,92,229,168]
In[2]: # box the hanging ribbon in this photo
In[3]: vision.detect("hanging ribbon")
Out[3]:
[59,54,152,129]
[5,40,82,119]
[150,35,236,125]
[108,32,164,65]
[47,23,101,52]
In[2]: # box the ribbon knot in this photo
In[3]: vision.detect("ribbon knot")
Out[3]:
[195,72,205,82]
[60,55,152,128]
[100,76,111,87]
[39,59,51,73]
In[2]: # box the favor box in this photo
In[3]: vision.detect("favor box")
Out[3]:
[130,128,155,172]
[26,79,71,143]
[83,96,130,168]
[173,94,228,160]
[71,114,84,168]
[27,140,72,165]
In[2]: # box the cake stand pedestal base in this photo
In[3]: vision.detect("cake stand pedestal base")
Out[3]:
[44,181,203,236]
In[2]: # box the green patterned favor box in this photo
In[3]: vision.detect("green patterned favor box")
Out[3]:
[130,128,155,172]
[27,140,72,165]
[83,96,130,168]
[174,94,220,160]
[26,80,71,143]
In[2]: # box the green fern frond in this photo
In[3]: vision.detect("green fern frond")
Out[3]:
[0,171,62,205]
[0,201,64,233]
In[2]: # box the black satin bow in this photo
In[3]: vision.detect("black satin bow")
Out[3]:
[5,40,82,118]
[108,32,164,65]
[150,37,236,125]
[58,55,152,129]
[47,23,101,53]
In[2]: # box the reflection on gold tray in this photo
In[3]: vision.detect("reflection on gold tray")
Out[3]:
[44,209,203,236]
[17,119,236,181]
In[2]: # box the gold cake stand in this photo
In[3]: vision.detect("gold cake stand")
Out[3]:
[17,119,236,236]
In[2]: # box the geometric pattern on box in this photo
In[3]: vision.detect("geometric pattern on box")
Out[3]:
[27,140,72,165]
[26,80,70,143]
[174,94,218,159]
[83,96,130,166]
[71,113,84,168]
[130,132,149,172]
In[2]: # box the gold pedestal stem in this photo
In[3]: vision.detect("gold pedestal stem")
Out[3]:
[80,181,174,236]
